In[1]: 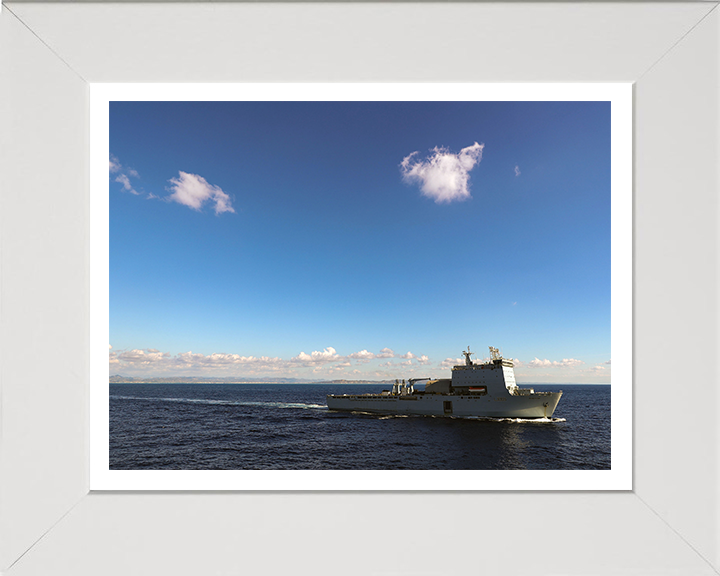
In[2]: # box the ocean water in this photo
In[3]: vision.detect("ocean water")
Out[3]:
[110,383,610,470]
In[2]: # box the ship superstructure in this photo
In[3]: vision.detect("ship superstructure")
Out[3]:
[326,346,562,418]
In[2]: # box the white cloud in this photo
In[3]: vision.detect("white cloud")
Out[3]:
[441,357,463,368]
[292,347,340,365]
[118,348,170,364]
[349,349,375,362]
[349,348,430,365]
[166,171,235,215]
[176,352,258,367]
[110,346,434,378]
[112,348,285,370]
[400,142,484,203]
[556,358,584,368]
[528,357,585,369]
[514,165,521,177]
[110,154,141,195]
[115,173,141,195]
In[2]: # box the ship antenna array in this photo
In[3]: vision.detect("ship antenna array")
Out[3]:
[489,346,501,361]
[462,346,474,366]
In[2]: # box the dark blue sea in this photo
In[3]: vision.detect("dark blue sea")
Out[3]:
[109,383,610,470]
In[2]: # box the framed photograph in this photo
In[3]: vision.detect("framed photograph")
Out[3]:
[2,2,718,575]
[90,83,631,492]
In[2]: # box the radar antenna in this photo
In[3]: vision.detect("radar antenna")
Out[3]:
[462,346,474,366]
[489,346,501,361]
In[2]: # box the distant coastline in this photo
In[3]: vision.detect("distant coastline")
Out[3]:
[109,376,609,386]
[109,375,393,385]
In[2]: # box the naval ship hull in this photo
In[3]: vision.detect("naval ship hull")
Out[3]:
[326,391,562,419]
[326,346,564,419]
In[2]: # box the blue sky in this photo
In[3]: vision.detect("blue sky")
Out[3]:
[109,100,611,383]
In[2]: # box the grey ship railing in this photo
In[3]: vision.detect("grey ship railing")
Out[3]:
[511,388,555,396]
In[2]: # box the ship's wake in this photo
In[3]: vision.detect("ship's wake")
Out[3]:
[110,395,327,410]
[342,412,565,423]
[471,416,566,423]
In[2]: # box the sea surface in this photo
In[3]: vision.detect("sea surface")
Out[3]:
[110,383,610,470]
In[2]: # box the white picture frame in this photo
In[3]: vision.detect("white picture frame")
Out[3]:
[1,2,718,574]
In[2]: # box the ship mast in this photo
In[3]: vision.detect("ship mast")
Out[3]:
[462,346,474,366]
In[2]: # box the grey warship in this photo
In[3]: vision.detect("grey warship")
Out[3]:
[326,346,563,418]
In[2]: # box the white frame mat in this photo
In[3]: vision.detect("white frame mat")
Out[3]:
[1,2,719,575]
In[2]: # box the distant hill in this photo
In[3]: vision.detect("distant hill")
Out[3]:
[109,374,393,384]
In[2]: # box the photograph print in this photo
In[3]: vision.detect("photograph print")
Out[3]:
[108,93,615,474]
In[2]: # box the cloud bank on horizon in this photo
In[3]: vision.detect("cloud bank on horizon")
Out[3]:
[110,346,431,377]
[400,142,484,203]
[109,345,609,383]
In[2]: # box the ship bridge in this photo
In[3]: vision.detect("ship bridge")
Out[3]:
[451,346,517,394]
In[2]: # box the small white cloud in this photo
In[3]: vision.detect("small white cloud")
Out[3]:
[349,349,375,360]
[292,347,339,366]
[528,357,585,369]
[417,355,431,365]
[555,358,584,368]
[118,348,170,364]
[110,154,141,195]
[514,165,521,177]
[115,173,141,195]
[376,348,395,358]
[400,142,484,203]
[166,171,235,215]
[440,357,463,368]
